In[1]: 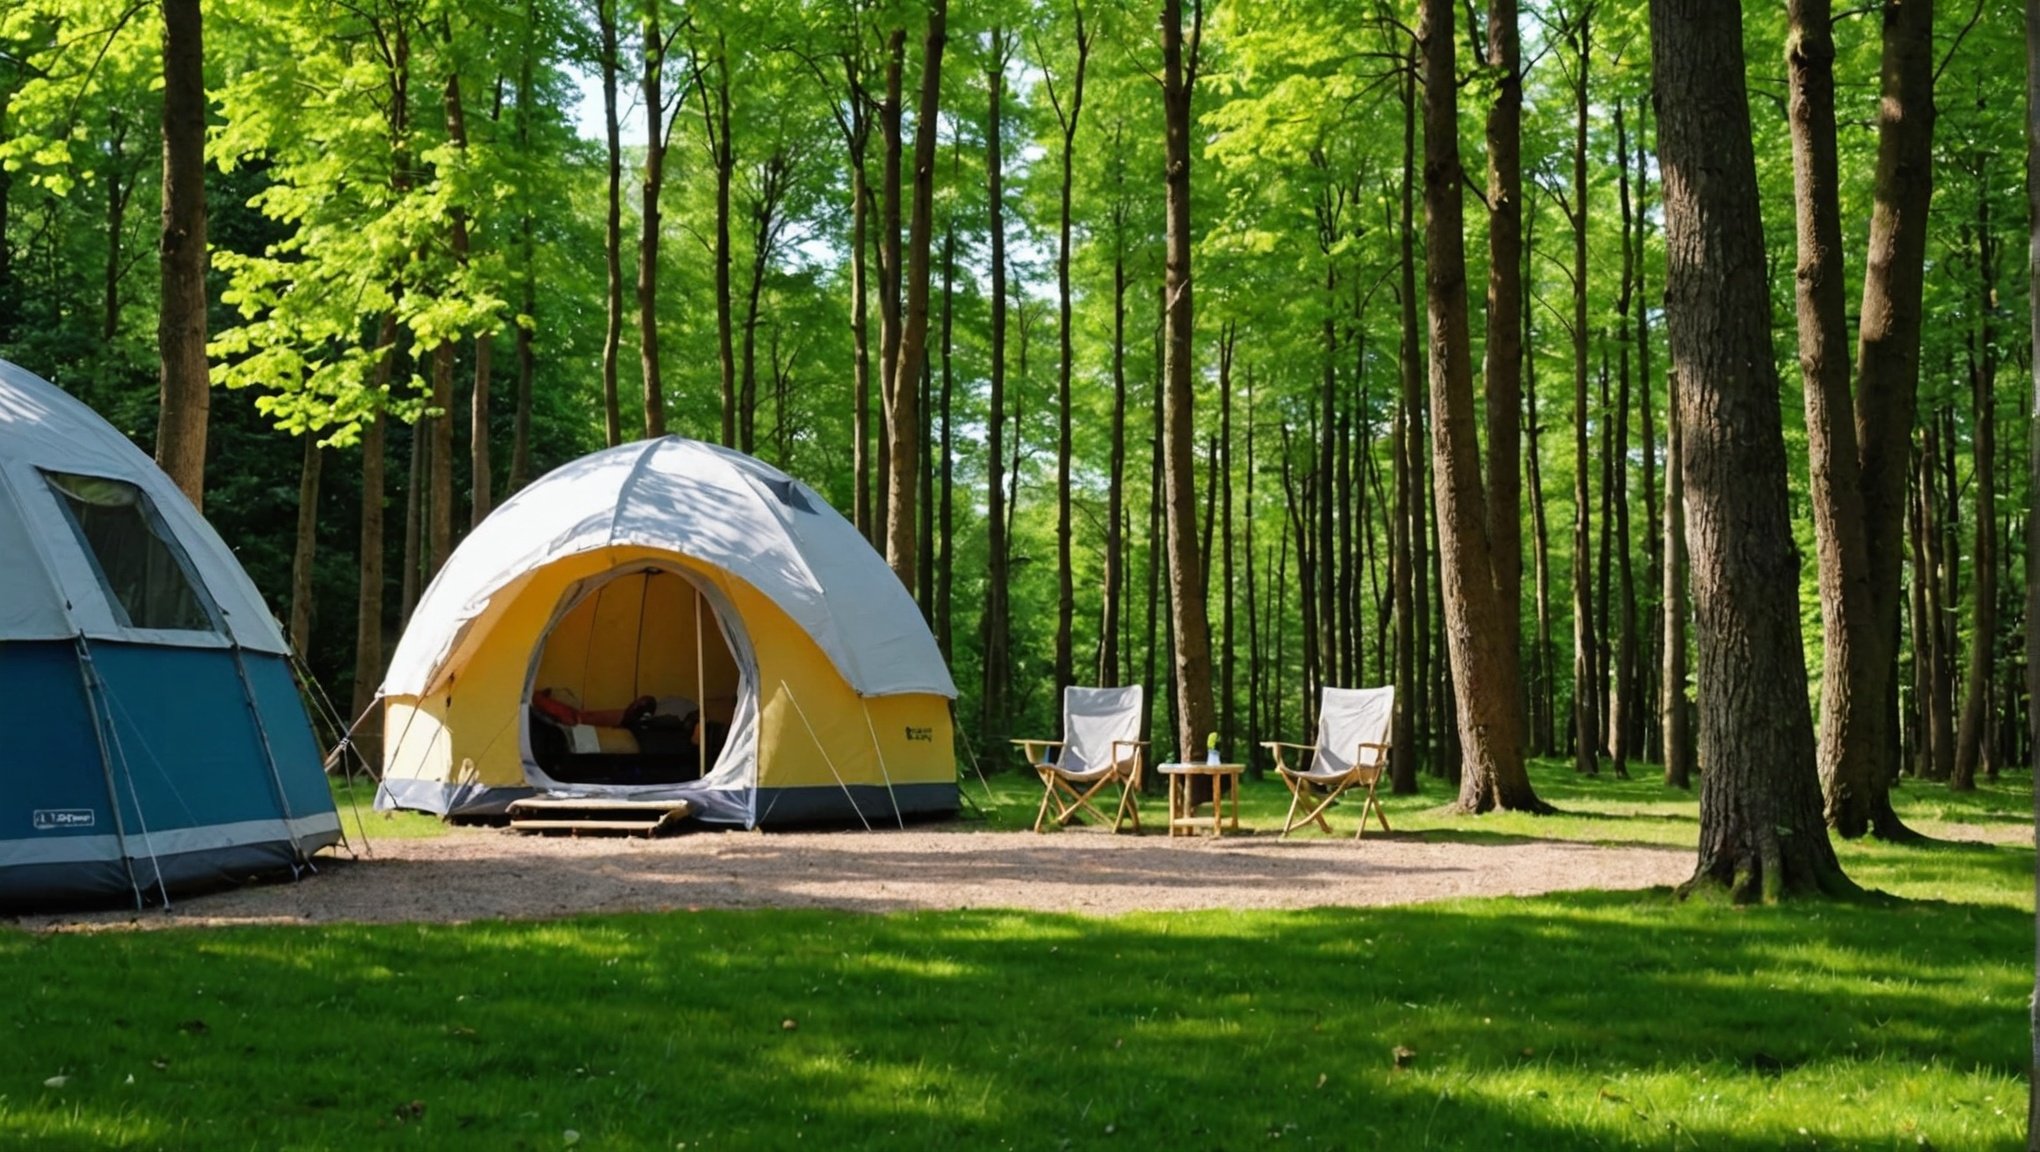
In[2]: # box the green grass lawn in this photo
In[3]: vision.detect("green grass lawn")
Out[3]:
[4,762,2031,1150]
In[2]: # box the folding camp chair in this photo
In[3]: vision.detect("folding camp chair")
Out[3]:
[1261,686,1395,839]
[1015,686,1147,833]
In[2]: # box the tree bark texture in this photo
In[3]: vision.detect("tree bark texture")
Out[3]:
[156,0,210,510]
[1788,0,1925,838]
[1651,0,1848,901]
[1418,0,1541,815]
[289,437,322,656]
[638,7,668,438]
[885,1,945,592]
[2023,4,2039,1136]
[1847,0,1937,826]
[1953,193,1999,791]
[1050,11,1089,702]
[1390,50,1421,794]
[1567,2,1599,776]
[981,30,1010,739]
[1160,0,1216,764]
[1483,0,1524,758]
[598,0,624,447]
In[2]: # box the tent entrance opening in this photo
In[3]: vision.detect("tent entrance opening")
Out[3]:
[526,567,740,788]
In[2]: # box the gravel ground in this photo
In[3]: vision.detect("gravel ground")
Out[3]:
[13,823,1695,931]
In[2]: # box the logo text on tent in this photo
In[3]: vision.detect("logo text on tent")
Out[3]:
[31,809,96,831]
[904,726,933,743]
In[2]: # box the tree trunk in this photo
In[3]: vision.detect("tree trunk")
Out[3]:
[638,5,668,439]
[1100,170,1128,687]
[598,0,624,448]
[875,29,905,543]
[510,5,538,492]
[936,210,956,657]
[353,314,399,755]
[1483,0,1524,758]
[1525,204,1558,756]
[2021,4,2038,1133]
[1651,0,1849,901]
[1953,192,1999,791]
[1567,3,1599,776]
[1919,421,1956,779]
[156,0,210,510]
[1789,0,1915,839]
[1160,0,1215,764]
[1662,361,1692,788]
[1390,48,1422,794]
[1611,103,1637,777]
[289,437,322,655]
[1051,12,1090,702]
[442,66,490,529]
[1847,0,1938,831]
[740,152,789,458]
[885,2,945,592]
[981,31,1010,738]
[838,41,874,538]
[1417,0,1540,814]
[104,118,130,346]
[403,423,423,620]
[1634,103,1662,763]
[1220,325,1237,749]
[699,42,736,448]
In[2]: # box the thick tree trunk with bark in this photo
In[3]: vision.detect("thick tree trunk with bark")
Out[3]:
[156,0,210,510]
[1651,0,1849,901]
[352,314,399,756]
[1791,0,1925,839]
[885,2,945,592]
[1160,0,1216,764]
[1846,0,1937,830]
[1484,0,1524,758]
[1417,0,1541,815]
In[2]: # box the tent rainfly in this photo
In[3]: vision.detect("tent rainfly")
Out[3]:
[375,436,959,826]
[0,358,341,907]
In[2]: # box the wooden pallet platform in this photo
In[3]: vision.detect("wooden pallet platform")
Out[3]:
[506,796,693,837]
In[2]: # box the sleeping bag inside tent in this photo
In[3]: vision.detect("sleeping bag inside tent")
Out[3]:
[375,436,958,827]
[0,358,342,908]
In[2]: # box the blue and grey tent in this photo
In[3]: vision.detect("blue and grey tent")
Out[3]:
[0,359,341,907]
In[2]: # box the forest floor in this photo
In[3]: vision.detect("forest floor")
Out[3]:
[15,824,1699,930]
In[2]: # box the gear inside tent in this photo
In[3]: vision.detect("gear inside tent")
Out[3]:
[375,436,958,827]
[0,358,342,908]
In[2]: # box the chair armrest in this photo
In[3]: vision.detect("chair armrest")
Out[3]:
[1260,740,1314,773]
[1110,740,1146,784]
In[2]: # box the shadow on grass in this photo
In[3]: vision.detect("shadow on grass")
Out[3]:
[0,871,2028,1151]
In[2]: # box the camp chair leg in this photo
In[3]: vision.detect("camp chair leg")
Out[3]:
[1279,775,1305,839]
[1034,769,1059,833]
[1113,778,1141,833]
[1353,778,1390,840]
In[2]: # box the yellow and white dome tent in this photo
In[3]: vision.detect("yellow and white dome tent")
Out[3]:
[374,437,957,826]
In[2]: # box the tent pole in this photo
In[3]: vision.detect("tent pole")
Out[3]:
[859,700,906,829]
[782,681,871,831]
[696,581,706,780]
[86,659,173,908]
[228,645,312,872]
[73,639,148,910]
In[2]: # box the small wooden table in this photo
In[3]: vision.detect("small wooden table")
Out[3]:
[1157,762,1245,838]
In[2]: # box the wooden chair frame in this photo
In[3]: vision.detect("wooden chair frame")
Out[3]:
[1260,739,1391,839]
[1014,738,1147,833]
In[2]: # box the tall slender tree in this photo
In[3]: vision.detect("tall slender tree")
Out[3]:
[1159,0,1216,764]
[638,1,672,439]
[1044,3,1091,704]
[156,0,210,508]
[596,0,625,447]
[884,0,946,591]
[1418,0,1542,814]
[1483,0,1524,758]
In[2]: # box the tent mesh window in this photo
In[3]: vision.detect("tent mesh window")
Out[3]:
[45,472,213,632]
